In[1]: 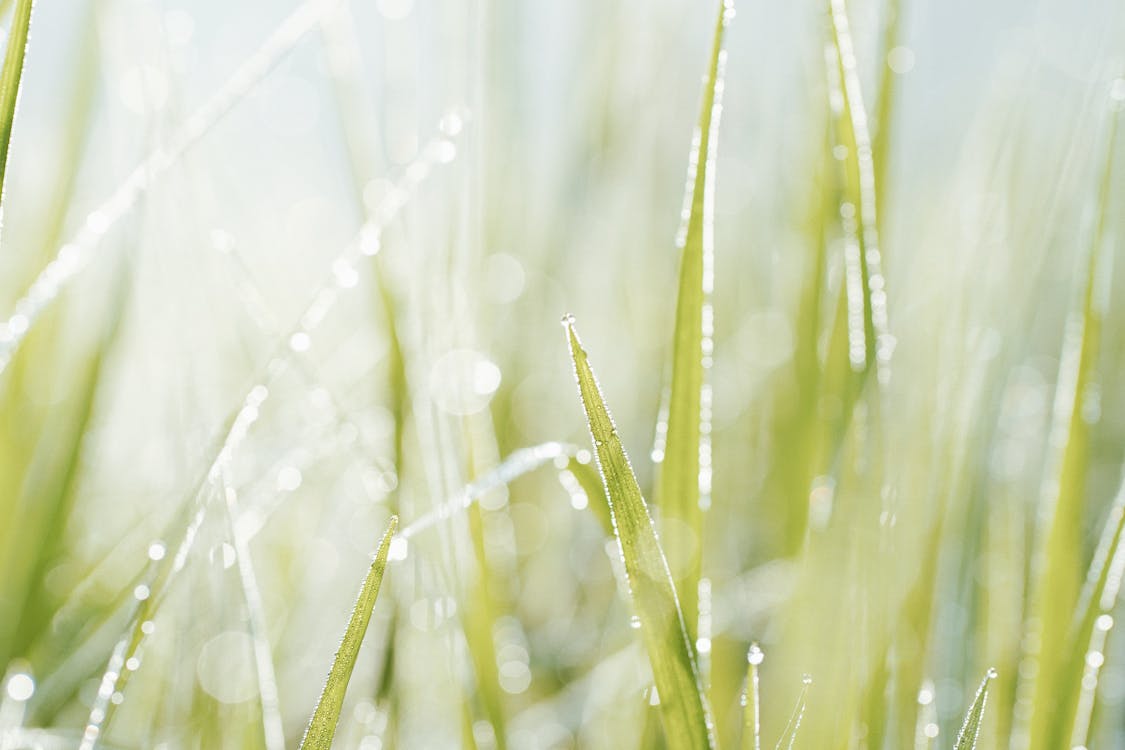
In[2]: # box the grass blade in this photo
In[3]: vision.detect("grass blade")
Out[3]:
[1066,471,1125,748]
[300,515,398,750]
[954,669,996,750]
[564,316,714,750]
[657,0,732,632]
[872,0,904,225]
[773,675,811,750]
[0,0,34,216]
[1024,87,1117,750]
[741,643,763,750]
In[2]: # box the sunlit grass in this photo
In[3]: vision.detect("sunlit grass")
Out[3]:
[1,0,1124,748]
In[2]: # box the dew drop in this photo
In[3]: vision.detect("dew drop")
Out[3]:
[1111,78,1125,105]
[986,667,998,679]
[560,312,576,327]
[802,674,813,685]
[6,673,34,701]
[388,536,409,562]
[630,615,642,629]
[439,110,464,136]
[289,331,311,353]
[747,642,764,665]
[277,465,303,492]
[434,140,457,164]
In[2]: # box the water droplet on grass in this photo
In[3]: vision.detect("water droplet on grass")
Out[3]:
[6,673,34,701]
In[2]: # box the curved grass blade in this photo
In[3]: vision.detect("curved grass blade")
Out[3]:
[0,0,34,218]
[1067,470,1125,748]
[774,675,811,750]
[954,669,996,750]
[741,643,763,750]
[1024,87,1118,750]
[656,0,733,633]
[299,516,398,750]
[813,0,893,480]
[564,317,714,750]
[827,0,891,384]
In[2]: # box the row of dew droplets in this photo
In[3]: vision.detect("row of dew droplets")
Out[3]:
[77,540,168,750]
[0,0,349,376]
[776,671,813,750]
[1071,465,1125,749]
[827,0,894,382]
[77,115,461,748]
[822,40,866,372]
[696,1,732,515]
[655,0,734,506]
[387,441,582,557]
[914,679,938,745]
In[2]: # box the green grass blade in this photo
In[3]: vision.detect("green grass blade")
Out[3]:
[1025,90,1117,750]
[300,515,398,750]
[564,316,714,750]
[954,669,996,750]
[1065,472,1125,747]
[872,0,904,225]
[814,0,893,477]
[0,0,33,214]
[773,675,810,750]
[657,0,732,633]
[463,475,509,750]
[741,643,763,750]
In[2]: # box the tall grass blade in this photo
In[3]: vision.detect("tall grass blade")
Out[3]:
[564,317,714,750]
[954,669,996,750]
[0,0,34,221]
[299,515,398,750]
[813,0,894,480]
[827,0,891,384]
[1068,472,1125,748]
[656,0,732,633]
[740,643,763,750]
[773,675,810,750]
[1024,86,1117,750]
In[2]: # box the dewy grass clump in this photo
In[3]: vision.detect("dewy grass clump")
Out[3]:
[0,0,1123,747]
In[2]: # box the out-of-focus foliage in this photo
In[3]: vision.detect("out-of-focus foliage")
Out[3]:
[0,0,1124,748]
